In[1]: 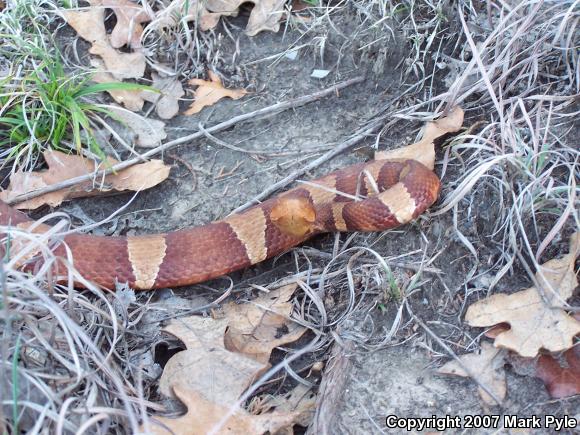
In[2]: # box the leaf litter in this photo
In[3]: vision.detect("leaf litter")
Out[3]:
[143,386,300,435]
[0,150,170,209]
[223,284,307,363]
[59,0,281,120]
[439,232,580,405]
[148,284,311,434]
[153,0,287,36]
[159,316,267,405]
[60,5,146,80]
[465,231,580,357]
[100,0,152,49]
[142,73,185,120]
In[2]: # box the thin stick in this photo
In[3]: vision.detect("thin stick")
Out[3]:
[229,119,383,215]
[306,340,354,435]
[7,77,364,206]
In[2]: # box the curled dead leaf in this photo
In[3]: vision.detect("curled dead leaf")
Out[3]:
[185,70,247,115]
[223,284,306,363]
[251,384,316,429]
[0,150,170,209]
[244,0,287,36]
[375,106,464,170]
[100,0,152,48]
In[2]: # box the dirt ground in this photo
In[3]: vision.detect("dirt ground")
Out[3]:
[3,1,578,433]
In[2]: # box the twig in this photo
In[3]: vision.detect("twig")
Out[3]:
[306,340,354,435]
[7,77,364,206]
[167,152,198,190]
[229,119,383,215]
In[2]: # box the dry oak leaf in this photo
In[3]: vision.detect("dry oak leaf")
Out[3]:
[61,6,145,79]
[240,0,287,36]
[90,59,146,111]
[375,106,464,170]
[141,73,185,119]
[223,284,306,364]
[154,0,226,31]
[205,0,287,35]
[251,383,316,431]
[535,345,580,399]
[185,70,247,115]
[0,150,170,210]
[98,0,152,48]
[438,341,507,405]
[154,0,286,35]
[142,385,300,435]
[466,232,580,358]
[107,105,167,147]
[159,316,267,406]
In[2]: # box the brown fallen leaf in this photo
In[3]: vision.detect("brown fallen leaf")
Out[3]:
[438,341,507,405]
[0,150,170,209]
[91,59,146,111]
[159,316,267,405]
[142,385,300,435]
[244,0,287,36]
[223,284,306,363]
[154,0,286,35]
[155,0,224,31]
[375,106,464,170]
[251,383,316,431]
[465,232,580,357]
[100,0,152,48]
[185,70,247,115]
[142,73,185,119]
[61,6,146,79]
[107,106,167,147]
[535,346,580,399]
[484,323,511,339]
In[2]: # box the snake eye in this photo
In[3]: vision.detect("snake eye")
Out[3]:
[270,197,316,237]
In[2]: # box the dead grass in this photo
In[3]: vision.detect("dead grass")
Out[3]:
[0,0,578,433]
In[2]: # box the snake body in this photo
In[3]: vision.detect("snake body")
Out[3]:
[0,159,440,290]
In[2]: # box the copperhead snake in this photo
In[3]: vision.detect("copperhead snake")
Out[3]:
[0,158,440,290]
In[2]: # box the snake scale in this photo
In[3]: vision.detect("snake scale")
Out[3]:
[0,158,440,290]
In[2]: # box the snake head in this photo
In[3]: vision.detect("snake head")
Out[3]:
[270,196,316,238]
